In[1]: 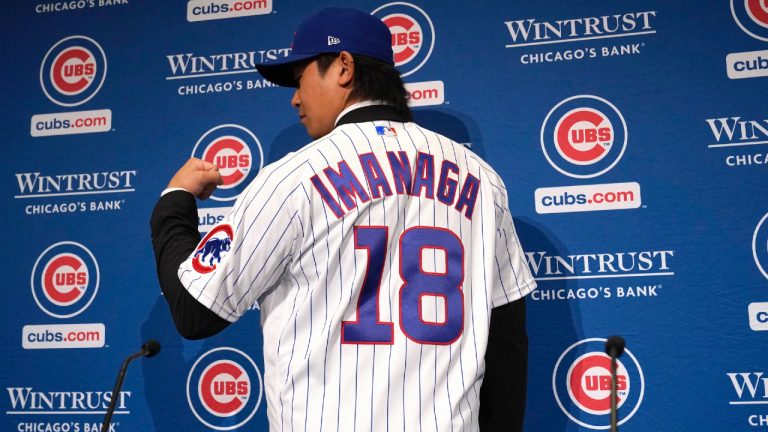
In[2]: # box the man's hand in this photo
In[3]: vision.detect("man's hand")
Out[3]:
[167,158,223,200]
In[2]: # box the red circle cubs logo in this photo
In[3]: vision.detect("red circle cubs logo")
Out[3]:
[383,14,423,66]
[51,47,96,96]
[199,361,251,417]
[541,95,628,179]
[187,347,263,430]
[567,353,630,415]
[31,241,100,318]
[553,338,644,430]
[554,108,614,166]
[731,0,768,41]
[192,124,264,202]
[41,253,89,306]
[372,2,435,77]
[753,212,768,281]
[40,36,107,107]
[202,137,252,190]
[193,224,234,274]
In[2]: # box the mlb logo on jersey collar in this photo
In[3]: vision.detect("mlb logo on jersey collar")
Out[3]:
[375,125,397,137]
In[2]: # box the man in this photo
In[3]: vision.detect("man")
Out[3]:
[151,7,535,431]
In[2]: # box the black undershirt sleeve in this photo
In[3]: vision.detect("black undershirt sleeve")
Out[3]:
[479,297,528,432]
[149,190,230,339]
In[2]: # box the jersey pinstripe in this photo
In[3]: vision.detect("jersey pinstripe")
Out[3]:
[178,118,536,431]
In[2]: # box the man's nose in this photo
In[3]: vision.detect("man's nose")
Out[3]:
[291,89,300,107]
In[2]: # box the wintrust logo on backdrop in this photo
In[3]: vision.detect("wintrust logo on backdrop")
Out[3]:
[705,116,768,168]
[34,1,128,14]
[527,249,675,302]
[727,371,768,427]
[165,47,290,95]
[14,169,137,216]
[504,11,657,65]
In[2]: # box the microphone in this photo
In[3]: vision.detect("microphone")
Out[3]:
[605,336,625,432]
[141,339,161,357]
[101,340,161,432]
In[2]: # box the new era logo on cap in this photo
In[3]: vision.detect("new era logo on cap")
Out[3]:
[328,36,340,45]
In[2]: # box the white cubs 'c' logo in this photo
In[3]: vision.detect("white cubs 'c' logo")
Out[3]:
[553,338,644,430]
[191,124,264,202]
[541,95,628,179]
[731,0,768,41]
[372,2,435,77]
[31,241,100,318]
[40,36,107,107]
[753,212,768,280]
[187,347,263,430]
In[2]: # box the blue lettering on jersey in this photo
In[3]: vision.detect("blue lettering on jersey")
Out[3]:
[359,153,393,199]
[455,174,480,219]
[387,151,412,194]
[310,174,345,218]
[411,152,435,199]
[436,160,459,206]
[324,161,371,212]
[310,152,480,219]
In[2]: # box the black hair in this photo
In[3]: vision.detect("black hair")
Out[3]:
[316,53,412,121]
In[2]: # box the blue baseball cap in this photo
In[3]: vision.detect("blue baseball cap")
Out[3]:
[255,7,394,87]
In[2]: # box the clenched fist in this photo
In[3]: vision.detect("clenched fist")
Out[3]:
[167,158,223,200]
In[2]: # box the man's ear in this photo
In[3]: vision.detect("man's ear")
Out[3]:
[337,51,355,87]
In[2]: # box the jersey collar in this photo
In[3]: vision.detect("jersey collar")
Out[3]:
[335,101,410,127]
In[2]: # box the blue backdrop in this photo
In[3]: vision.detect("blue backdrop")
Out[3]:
[3,1,768,431]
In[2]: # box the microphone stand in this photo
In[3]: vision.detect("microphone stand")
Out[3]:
[610,353,619,432]
[101,341,160,432]
[605,336,625,432]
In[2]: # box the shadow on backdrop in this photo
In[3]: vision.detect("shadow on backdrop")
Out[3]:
[513,216,583,431]
[413,108,486,158]
[141,295,269,431]
[269,123,310,162]
[140,295,234,431]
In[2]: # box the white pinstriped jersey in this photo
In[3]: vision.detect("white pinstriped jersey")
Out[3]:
[178,115,536,431]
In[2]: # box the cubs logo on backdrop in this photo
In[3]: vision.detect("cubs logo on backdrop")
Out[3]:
[731,0,768,42]
[553,338,644,429]
[541,95,628,179]
[193,224,234,273]
[372,2,435,77]
[40,35,107,107]
[753,212,768,281]
[187,347,263,430]
[31,241,100,318]
[191,124,264,201]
